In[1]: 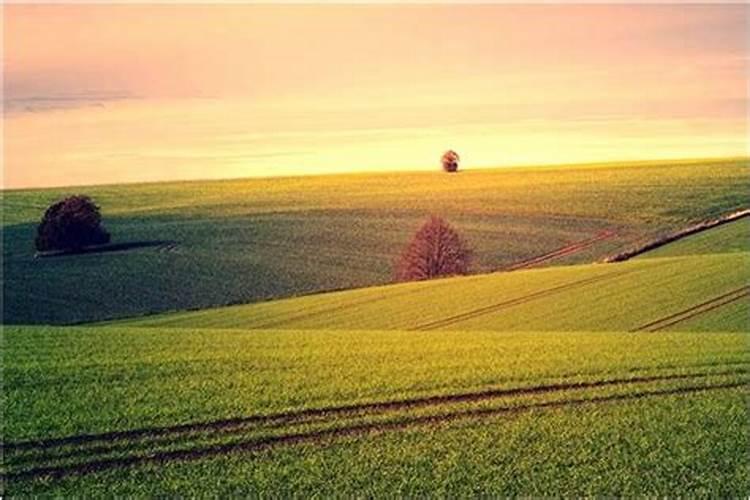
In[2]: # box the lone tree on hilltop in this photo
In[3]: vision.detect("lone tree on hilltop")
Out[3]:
[35,195,110,252]
[441,150,460,173]
[395,215,472,281]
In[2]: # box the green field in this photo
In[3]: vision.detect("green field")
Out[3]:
[2,160,748,495]
[3,158,748,324]
[4,221,750,495]
[635,215,750,259]
[3,326,748,495]
[7,388,746,496]
[122,251,749,332]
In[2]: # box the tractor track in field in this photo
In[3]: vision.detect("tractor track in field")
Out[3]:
[413,266,637,330]
[7,367,748,468]
[6,364,733,452]
[3,369,747,481]
[253,230,619,329]
[633,286,750,332]
[505,230,617,271]
[3,382,746,481]
[251,278,459,329]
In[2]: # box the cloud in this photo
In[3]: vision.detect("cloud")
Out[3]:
[4,91,136,114]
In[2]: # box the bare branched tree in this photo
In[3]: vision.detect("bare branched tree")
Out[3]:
[396,216,472,281]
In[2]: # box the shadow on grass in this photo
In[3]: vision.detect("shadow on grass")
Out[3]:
[35,240,178,258]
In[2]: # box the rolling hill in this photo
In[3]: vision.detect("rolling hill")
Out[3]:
[3,158,748,324]
[122,233,749,333]
[2,161,748,496]
[634,215,749,259]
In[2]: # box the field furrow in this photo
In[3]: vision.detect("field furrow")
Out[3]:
[505,230,616,271]
[633,286,750,332]
[414,266,635,330]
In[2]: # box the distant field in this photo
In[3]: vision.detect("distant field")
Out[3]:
[3,158,748,324]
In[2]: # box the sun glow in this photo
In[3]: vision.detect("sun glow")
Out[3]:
[4,4,748,188]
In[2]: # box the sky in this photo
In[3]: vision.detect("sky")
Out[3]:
[3,4,748,189]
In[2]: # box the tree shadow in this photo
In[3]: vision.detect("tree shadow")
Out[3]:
[35,240,177,258]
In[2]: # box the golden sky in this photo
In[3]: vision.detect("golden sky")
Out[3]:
[4,4,748,188]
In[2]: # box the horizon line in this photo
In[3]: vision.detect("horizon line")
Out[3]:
[3,155,748,193]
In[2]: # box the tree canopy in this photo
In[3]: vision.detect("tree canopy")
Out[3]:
[35,195,110,252]
[396,215,471,281]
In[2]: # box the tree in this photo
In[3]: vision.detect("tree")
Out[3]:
[441,150,460,173]
[395,216,472,281]
[35,195,110,252]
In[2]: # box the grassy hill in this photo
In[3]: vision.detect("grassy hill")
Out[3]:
[123,249,749,333]
[634,215,749,259]
[3,326,747,495]
[3,158,748,324]
[3,192,748,495]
